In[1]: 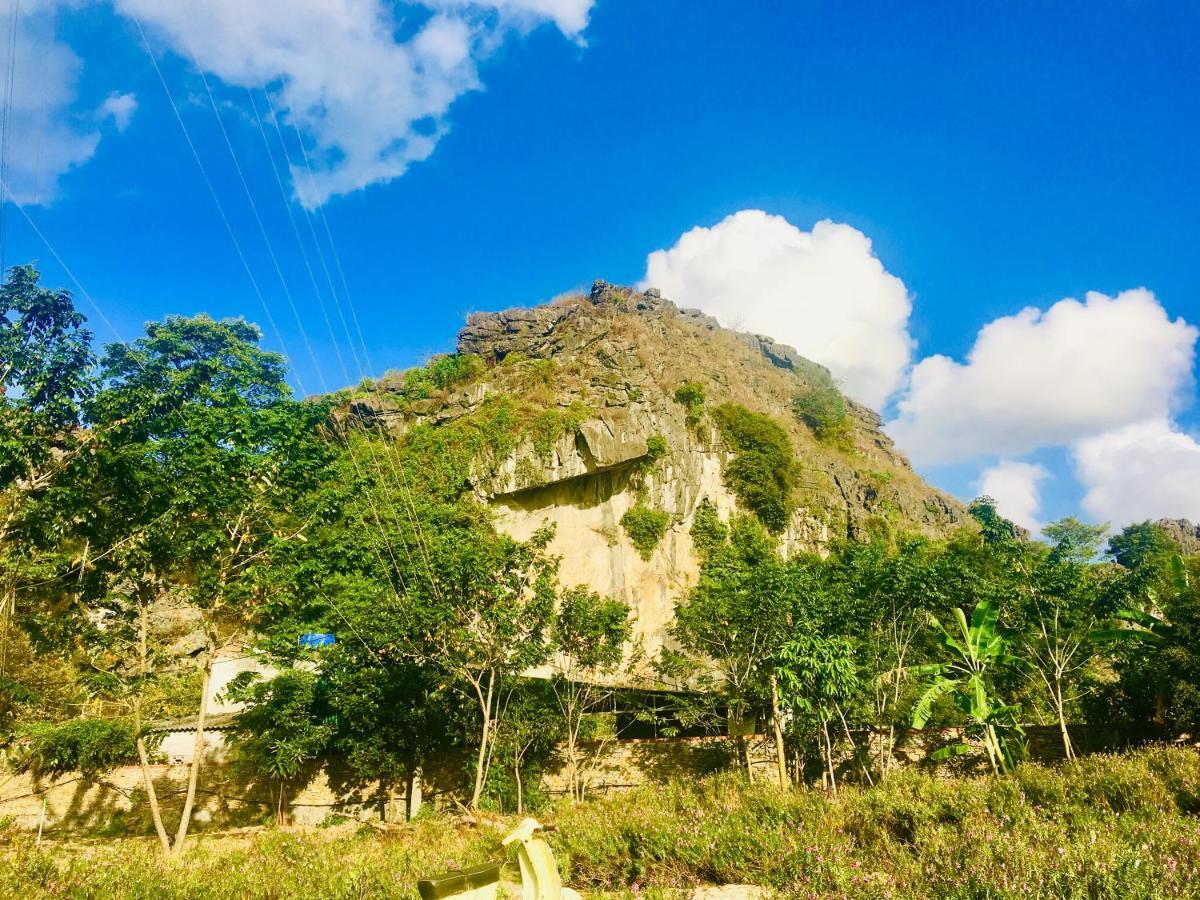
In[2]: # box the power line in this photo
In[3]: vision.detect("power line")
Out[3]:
[132,32,419,604]
[130,14,301,396]
[0,0,21,276]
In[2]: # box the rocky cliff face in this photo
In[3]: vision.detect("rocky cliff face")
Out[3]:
[1158,519,1200,555]
[357,281,968,656]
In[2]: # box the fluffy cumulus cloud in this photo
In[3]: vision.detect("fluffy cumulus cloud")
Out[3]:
[98,92,138,132]
[117,0,593,207]
[975,460,1048,533]
[0,3,136,204]
[887,289,1198,467]
[1074,420,1200,525]
[640,210,914,409]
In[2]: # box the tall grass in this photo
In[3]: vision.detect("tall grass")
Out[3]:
[2,747,1198,898]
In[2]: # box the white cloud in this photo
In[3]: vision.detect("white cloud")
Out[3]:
[1074,419,1200,525]
[117,0,593,208]
[640,210,914,409]
[887,289,1198,467]
[975,460,1048,533]
[426,0,594,35]
[98,92,137,131]
[0,5,107,205]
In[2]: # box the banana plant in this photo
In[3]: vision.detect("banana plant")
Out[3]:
[910,601,1026,774]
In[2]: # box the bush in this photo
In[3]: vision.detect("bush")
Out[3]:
[13,718,144,778]
[621,505,670,560]
[711,403,796,532]
[401,353,485,399]
[793,381,852,446]
[673,382,705,425]
[645,433,667,462]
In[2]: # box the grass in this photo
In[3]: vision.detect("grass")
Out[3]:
[3,747,1199,898]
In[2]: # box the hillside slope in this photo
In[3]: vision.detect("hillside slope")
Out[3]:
[351,281,968,654]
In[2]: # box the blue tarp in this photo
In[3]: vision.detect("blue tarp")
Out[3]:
[298,633,336,647]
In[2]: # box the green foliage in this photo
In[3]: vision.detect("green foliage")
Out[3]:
[554,586,633,672]
[666,515,811,751]
[620,505,669,560]
[399,353,485,399]
[226,669,334,792]
[673,382,705,425]
[1043,516,1109,563]
[911,602,1026,773]
[549,747,1200,897]
[776,635,860,722]
[529,400,590,459]
[689,499,728,558]
[0,265,94,487]
[968,495,1024,545]
[644,433,667,462]
[13,718,144,778]
[486,678,563,813]
[793,380,852,446]
[711,402,797,532]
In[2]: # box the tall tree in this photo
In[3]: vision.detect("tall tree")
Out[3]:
[83,315,329,856]
[663,513,801,777]
[550,585,634,801]
[1020,518,1116,759]
[0,266,93,696]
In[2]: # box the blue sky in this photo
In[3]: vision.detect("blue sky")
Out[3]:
[5,1,1200,531]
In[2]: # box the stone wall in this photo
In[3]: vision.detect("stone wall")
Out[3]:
[1,724,1162,835]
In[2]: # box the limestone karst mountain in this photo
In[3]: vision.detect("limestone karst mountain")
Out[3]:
[349,281,968,655]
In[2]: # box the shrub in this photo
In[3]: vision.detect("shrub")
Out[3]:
[711,403,796,532]
[401,353,486,399]
[621,505,670,560]
[690,499,728,557]
[673,382,705,425]
[13,718,144,778]
[645,433,667,462]
[793,381,852,446]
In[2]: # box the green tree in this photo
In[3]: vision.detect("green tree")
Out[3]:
[823,533,955,779]
[83,315,329,856]
[911,602,1026,774]
[225,669,334,823]
[550,585,633,801]
[0,266,93,701]
[1020,519,1117,759]
[774,634,860,793]
[1093,523,1200,734]
[490,678,562,814]
[664,514,801,775]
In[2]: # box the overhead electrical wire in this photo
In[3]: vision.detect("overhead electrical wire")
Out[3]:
[0,0,21,276]
[132,20,428,615]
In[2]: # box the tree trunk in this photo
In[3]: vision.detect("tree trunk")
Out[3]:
[134,599,170,855]
[837,704,873,787]
[514,755,524,815]
[407,768,423,821]
[470,670,495,810]
[1054,681,1075,761]
[171,648,213,858]
[770,674,788,789]
[822,719,837,795]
